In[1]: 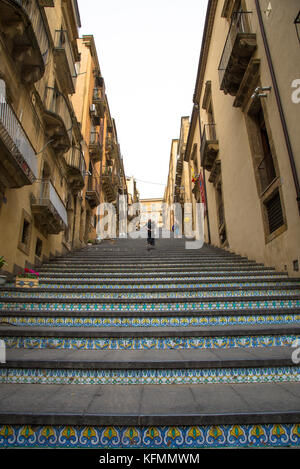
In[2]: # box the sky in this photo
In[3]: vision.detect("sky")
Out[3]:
[77,0,208,199]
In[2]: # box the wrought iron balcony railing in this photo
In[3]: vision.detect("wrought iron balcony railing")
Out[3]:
[65,146,86,183]
[200,124,219,171]
[218,11,256,95]
[0,91,37,186]
[43,87,72,152]
[54,29,77,93]
[31,179,68,232]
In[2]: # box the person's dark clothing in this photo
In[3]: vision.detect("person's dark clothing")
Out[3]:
[147,220,155,246]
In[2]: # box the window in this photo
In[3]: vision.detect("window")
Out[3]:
[264,190,284,234]
[245,97,286,242]
[35,238,43,258]
[21,220,30,245]
[18,210,32,255]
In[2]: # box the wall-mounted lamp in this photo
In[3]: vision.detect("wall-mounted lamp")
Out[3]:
[251,86,272,99]
[295,11,300,43]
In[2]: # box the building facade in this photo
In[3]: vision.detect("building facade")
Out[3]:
[185,0,300,276]
[0,0,127,276]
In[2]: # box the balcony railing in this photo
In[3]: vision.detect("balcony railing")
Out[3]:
[54,29,77,93]
[90,131,101,145]
[87,174,100,194]
[43,87,72,151]
[0,92,38,186]
[32,179,68,232]
[102,167,117,202]
[3,0,49,82]
[200,124,219,171]
[65,146,86,184]
[92,87,106,116]
[17,0,49,64]
[85,174,100,208]
[218,11,256,95]
[89,131,102,161]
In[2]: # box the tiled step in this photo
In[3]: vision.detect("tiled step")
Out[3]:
[44,258,259,265]
[1,288,300,300]
[37,272,288,281]
[1,239,300,449]
[0,324,299,351]
[0,382,300,429]
[0,347,298,386]
[1,297,299,314]
[3,279,300,291]
[37,266,276,273]
[1,311,300,328]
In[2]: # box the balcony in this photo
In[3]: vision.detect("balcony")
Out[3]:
[0,0,49,83]
[43,87,72,154]
[31,179,68,234]
[102,167,117,203]
[218,11,257,96]
[64,146,86,192]
[85,174,100,208]
[92,87,106,117]
[89,104,101,126]
[200,124,219,171]
[53,29,77,94]
[89,131,102,162]
[0,92,38,188]
[106,137,118,155]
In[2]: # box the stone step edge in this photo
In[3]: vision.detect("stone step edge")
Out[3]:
[44,260,262,266]
[2,294,299,304]
[0,411,300,426]
[0,325,299,337]
[13,276,292,285]
[0,357,295,370]
[1,308,300,321]
[1,307,300,319]
[37,267,277,273]
[36,271,288,278]
[3,285,300,294]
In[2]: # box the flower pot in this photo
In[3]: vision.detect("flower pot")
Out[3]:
[15,277,39,288]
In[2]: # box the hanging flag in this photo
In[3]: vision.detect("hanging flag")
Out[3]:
[198,170,206,214]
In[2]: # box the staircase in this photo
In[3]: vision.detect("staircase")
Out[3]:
[0,237,300,449]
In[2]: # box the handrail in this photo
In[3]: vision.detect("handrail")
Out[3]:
[0,92,38,178]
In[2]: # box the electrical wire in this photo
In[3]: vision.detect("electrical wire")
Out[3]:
[134,178,166,186]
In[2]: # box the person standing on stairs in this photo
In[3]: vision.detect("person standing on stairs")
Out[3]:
[147,219,155,250]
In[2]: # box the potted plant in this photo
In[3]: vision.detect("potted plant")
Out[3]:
[15,268,40,288]
[0,256,7,285]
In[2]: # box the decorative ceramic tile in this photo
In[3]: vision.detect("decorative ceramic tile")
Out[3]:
[38,274,288,283]
[2,313,300,328]
[2,334,297,351]
[5,281,299,290]
[0,299,299,313]
[2,289,299,300]
[0,366,299,386]
[0,423,300,448]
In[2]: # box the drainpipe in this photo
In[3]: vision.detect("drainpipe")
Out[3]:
[255,0,300,215]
